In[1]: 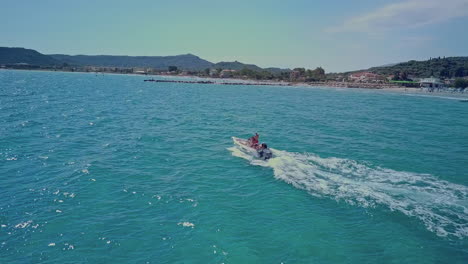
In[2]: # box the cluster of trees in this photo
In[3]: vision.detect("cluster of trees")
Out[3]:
[438,66,466,78]
[454,78,468,89]
[200,68,270,79]
[198,66,326,82]
[237,68,277,80]
[168,66,178,72]
[290,67,326,81]
[391,71,410,81]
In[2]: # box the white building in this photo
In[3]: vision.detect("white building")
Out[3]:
[419,77,444,89]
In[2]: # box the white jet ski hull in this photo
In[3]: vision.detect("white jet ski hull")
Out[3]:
[232,137,273,160]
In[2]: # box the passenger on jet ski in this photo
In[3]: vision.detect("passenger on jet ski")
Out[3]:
[257,143,272,160]
[247,133,259,149]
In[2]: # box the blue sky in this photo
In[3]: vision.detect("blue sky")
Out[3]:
[1,0,468,72]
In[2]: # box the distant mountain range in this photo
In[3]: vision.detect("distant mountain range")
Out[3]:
[2,47,466,78]
[49,53,213,70]
[0,47,290,73]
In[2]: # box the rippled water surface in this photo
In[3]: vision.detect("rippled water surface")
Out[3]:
[1,70,467,263]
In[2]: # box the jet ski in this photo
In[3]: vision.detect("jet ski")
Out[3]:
[232,137,273,160]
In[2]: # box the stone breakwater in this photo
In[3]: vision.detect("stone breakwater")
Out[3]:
[144,79,403,89]
[143,79,291,86]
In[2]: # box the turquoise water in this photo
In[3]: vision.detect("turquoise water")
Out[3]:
[1,70,467,263]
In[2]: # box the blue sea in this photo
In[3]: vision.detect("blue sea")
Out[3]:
[1,70,467,263]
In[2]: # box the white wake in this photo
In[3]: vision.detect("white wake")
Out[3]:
[228,145,468,239]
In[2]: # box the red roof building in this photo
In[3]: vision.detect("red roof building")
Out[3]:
[349,72,381,82]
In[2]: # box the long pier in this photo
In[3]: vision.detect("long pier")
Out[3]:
[143,79,291,86]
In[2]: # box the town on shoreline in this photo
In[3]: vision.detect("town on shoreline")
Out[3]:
[3,64,468,94]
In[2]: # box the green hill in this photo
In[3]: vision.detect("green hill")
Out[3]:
[0,47,60,66]
[368,57,468,78]
[212,61,290,73]
[212,61,263,71]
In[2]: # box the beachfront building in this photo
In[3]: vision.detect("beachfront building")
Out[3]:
[419,77,444,89]
[83,66,101,72]
[220,69,236,78]
[349,72,381,82]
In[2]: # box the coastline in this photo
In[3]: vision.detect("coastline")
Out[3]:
[2,68,467,98]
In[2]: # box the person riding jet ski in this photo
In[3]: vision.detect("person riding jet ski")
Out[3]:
[247,133,259,149]
[257,143,272,160]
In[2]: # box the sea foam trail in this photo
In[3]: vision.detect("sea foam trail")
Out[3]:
[228,145,468,239]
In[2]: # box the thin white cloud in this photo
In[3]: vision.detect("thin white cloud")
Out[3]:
[327,0,468,33]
